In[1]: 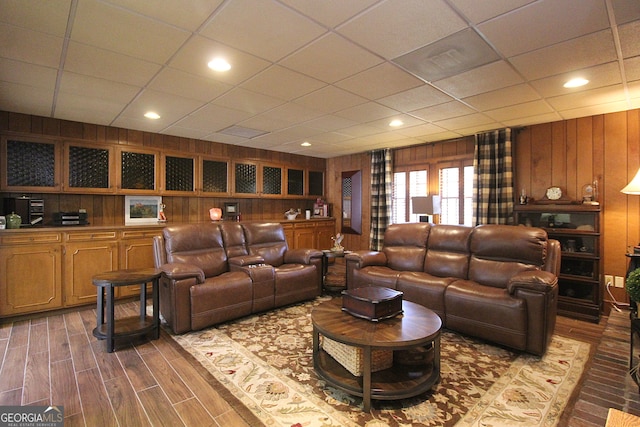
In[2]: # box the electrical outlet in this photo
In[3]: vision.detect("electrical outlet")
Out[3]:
[605,275,613,286]
[615,276,625,288]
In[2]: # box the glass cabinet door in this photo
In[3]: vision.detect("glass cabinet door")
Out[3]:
[2,136,61,191]
[118,148,158,193]
[164,154,195,193]
[64,143,113,193]
[202,158,229,194]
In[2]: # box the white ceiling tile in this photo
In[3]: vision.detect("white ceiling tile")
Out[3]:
[626,56,640,82]
[433,60,524,98]
[432,112,495,130]
[279,0,379,28]
[71,0,190,64]
[64,42,161,87]
[168,35,271,85]
[557,101,631,120]
[200,0,326,62]
[160,125,212,140]
[502,112,562,127]
[111,115,168,133]
[118,89,205,128]
[462,84,540,110]
[484,100,554,122]
[366,114,426,131]
[377,84,455,112]
[335,63,424,100]
[0,58,58,89]
[238,115,291,133]
[335,102,399,123]
[423,131,464,142]
[619,21,640,58]
[448,0,535,24]
[0,81,53,116]
[174,104,253,132]
[253,103,324,126]
[54,92,127,125]
[338,0,467,59]
[241,65,326,101]
[0,0,71,36]
[397,123,449,138]
[411,101,476,122]
[212,88,285,115]
[149,68,233,102]
[0,23,63,67]
[529,62,622,97]
[477,0,609,57]
[338,123,384,138]
[280,33,384,83]
[104,0,224,31]
[59,72,139,102]
[509,30,617,81]
[303,115,359,132]
[294,86,367,113]
[547,84,628,111]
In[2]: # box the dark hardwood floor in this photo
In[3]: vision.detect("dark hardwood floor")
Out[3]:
[0,298,639,426]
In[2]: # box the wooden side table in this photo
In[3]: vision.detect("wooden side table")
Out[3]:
[92,268,162,353]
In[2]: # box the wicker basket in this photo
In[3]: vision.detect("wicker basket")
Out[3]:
[320,335,393,376]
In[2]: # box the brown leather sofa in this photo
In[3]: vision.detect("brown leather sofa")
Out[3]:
[346,223,560,355]
[153,222,323,334]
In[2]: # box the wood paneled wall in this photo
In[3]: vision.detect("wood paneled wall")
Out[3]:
[0,111,325,225]
[516,109,640,307]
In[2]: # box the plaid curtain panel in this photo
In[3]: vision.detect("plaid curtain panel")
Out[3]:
[473,128,514,225]
[369,149,393,250]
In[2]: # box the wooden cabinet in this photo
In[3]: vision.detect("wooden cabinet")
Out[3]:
[286,219,336,250]
[163,153,196,195]
[117,147,160,193]
[64,141,114,193]
[293,222,315,248]
[1,135,62,192]
[514,204,601,322]
[201,156,229,195]
[0,231,63,316]
[316,221,335,249]
[118,228,163,297]
[63,231,118,306]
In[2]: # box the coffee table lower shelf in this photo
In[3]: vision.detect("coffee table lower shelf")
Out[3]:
[314,347,439,402]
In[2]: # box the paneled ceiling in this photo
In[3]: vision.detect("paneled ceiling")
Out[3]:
[1,0,639,158]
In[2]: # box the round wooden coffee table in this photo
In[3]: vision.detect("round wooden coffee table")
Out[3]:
[311,298,441,411]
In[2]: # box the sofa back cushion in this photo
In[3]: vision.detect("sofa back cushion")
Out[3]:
[163,223,228,277]
[382,223,430,271]
[242,223,287,266]
[219,222,248,258]
[424,225,472,278]
[469,224,547,288]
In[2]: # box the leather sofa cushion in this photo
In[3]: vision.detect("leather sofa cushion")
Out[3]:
[382,223,430,271]
[274,264,318,306]
[397,272,455,320]
[352,266,400,289]
[163,223,228,278]
[190,272,252,330]
[424,225,471,279]
[220,222,248,258]
[243,223,287,266]
[469,224,547,288]
[445,279,527,350]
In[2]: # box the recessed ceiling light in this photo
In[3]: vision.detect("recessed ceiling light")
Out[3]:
[301,142,311,147]
[144,111,160,119]
[389,119,403,127]
[208,57,231,72]
[563,78,589,88]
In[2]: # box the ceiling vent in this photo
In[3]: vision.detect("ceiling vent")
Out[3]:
[393,28,500,82]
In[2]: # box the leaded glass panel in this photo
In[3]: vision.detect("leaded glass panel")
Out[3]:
[203,160,227,193]
[69,145,109,188]
[263,166,282,195]
[165,155,194,192]
[121,151,155,190]
[7,140,55,187]
[235,163,256,194]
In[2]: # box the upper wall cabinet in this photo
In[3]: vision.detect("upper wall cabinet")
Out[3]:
[262,164,283,197]
[287,168,304,196]
[308,170,324,197]
[234,161,258,195]
[116,147,160,194]
[1,135,62,192]
[201,156,229,195]
[162,153,196,195]
[63,142,115,193]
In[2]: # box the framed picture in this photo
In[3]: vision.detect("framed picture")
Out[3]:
[224,202,239,220]
[125,196,162,225]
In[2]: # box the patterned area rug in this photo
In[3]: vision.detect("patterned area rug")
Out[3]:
[169,296,590,427]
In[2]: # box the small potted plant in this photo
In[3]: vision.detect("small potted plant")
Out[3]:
[626,268,640,314]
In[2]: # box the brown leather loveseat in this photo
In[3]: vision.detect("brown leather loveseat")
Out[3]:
[346,223,560,355]
[153,222,323,334]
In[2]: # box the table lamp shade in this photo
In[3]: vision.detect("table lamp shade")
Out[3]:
[622,168,640,195]
[412,196,441,214]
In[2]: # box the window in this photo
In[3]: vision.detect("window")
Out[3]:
[392,169,427,223]
[439,162,474,226]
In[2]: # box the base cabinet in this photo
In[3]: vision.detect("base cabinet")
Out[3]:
[0,245,63,316]
[118,229,163,297]
[64,241,118,306]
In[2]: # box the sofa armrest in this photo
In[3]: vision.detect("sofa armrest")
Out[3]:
[160,263,205,284]
[345,250,388,268]
[229,255,265,267]
[507,270,558,294]
[284,248,323,264]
